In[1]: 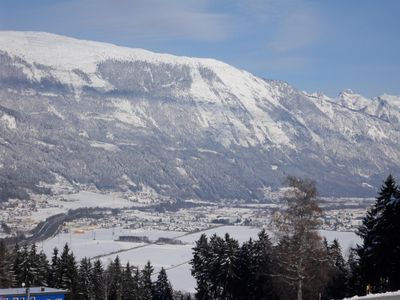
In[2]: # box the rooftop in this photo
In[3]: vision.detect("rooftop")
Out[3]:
[0,287,67,296]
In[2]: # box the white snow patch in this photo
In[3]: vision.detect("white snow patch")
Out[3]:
[78,130,89,138]
[362,182,374,189]
[34,140,55,148]
[344,290,400,299]
[41,228,186,260]
[40,92,59,97]
[112,99,146,127]
[380,94,400,108]
[122,174,136,187]
[176,166,188,177]
[90,141,119,152]
[197,148,218,154]
[48,105,64,120]
[367,125,387,140]
[188,67,219,104]
[29,191,133,222]
[62,191,132,209]
[0,114,16,129]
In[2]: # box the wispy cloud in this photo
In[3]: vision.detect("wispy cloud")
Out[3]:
[47,0,232,42]
[235,0,323,53]
[266,7,322,53]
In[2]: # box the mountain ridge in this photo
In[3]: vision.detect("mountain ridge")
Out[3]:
[0,31,399,201]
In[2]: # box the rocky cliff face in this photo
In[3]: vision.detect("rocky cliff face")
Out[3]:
[0,31,399,201]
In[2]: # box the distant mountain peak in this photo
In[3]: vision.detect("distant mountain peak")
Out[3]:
[340,88,356,95]
[379,93,400,108]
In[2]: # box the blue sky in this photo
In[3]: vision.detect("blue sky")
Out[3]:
[0,0,399,97]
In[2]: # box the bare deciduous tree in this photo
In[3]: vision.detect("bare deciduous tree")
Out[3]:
[272,176,329,300]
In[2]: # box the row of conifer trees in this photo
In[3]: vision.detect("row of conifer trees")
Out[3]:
[190,175,400,300]
[0,242,189,300]
[190,230,350,300]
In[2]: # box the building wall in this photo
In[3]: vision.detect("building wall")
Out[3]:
[1,294,65,300]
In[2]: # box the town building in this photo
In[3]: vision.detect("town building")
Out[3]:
[0,287,67,300]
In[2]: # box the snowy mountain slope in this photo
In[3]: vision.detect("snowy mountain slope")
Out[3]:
[0,31,399,201]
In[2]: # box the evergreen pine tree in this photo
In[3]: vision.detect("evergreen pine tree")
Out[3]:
[208,234,226,299]
[232,239,253,300]
[153,267,174,300]
[250,230,276,300]
[17,244,31,286]
[48,247,60,287]
[13,244,23,287]
[59,244,78,298]
[67,251,79,299]
[132,267,141,300]
[108,256,123,300]
[324,239,347,299]
[121,262,137,300]
[381,181,400,291]
[0,240,14,287]
[78,257,93,300]
[173,291,191,300]
[92,259,105,300]
[190,234,211,300]
[357,175,399,292]
[140,261,154,300]
[36,250,49,287]
[346,248,363,297]
[27,244,39,286]
[220,233,239,299]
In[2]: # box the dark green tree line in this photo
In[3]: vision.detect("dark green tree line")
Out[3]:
[0,241,181,299]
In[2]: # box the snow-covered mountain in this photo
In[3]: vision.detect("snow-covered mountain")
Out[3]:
[0,31,399,201]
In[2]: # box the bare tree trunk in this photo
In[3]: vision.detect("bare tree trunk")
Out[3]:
[297,240,304,300]
[104,288,108,300]
[297,278,303,300]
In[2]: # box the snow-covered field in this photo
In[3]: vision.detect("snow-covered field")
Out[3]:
[30,191,134,222]
[41,227,185,259]
[40,226,360,293]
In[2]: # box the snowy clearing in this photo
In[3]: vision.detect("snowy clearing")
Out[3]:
[30,191,133,222]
